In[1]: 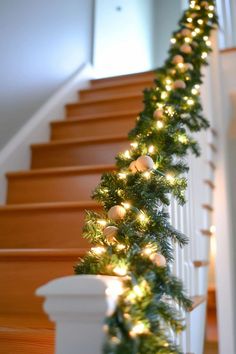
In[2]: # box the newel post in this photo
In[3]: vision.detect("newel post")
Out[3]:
[36,275,122,354]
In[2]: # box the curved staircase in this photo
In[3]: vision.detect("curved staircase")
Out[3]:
[0,70,209,353]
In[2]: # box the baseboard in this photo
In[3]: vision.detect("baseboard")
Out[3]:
[0,63,95,203]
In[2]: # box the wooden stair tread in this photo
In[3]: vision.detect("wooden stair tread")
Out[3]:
[189,295,206,311]
[193,260,210,267]
[7,164,115,178]
[31,133,127,148]
[63,108,139,121]
[0,314,54,331]
[66,92,142,108]
[0,200,99,212]
[51,110,137,125]
[0,248,87,261]
[90,70,155,88]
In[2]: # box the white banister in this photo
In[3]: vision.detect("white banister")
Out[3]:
[36,275,122,354]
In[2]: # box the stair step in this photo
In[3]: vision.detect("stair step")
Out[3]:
[51,112,136,141]
[66,94,143,118]
[90,70,155,88]
[0,201,100,248]
[0,322,54,354]
[79,80,153,102]
[0,248,86,319]
[31,135,129,169]
[7,164,115,204]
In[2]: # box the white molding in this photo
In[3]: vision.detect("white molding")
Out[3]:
[0,63,94,203]
[36,275,122,354]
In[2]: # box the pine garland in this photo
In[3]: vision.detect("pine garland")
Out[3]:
[75,1,218,353]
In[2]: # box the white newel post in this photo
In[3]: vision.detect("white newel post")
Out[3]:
[36,275,122,354]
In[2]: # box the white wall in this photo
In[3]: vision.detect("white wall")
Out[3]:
[0,0,94,150]
[93,0,155,78]
[153,0,182,68]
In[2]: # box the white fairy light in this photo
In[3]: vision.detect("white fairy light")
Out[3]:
[201,52,208,59]
[97,219,107,227]
[148,145,155,154]
[123,150,131,159]
[113,265,127,276]
[170,38,176,44]
[156,121,164,129]
[91,246,106,255]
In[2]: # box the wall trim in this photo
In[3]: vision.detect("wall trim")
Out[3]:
[0,63,94,203]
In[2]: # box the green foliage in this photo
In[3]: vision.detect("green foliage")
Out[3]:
[74,1,218,352]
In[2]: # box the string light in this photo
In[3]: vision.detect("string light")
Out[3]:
[161,91,168,100]
[130,142,138,148]
[195,28,201,33]
[177,62,184,69]
[91,246,106,255]
[166,174,175,184]
[184,37,191,43]
[133,285,143,297]
[187,98,194,106]
[192,31,197,37]
[165,85,172,92]
[97,219,107,227]
[194,84,200,90]
[191,88,198,95]
[156,121,164,129]
[130,322,146,337]
[209,5,214,11]
[187,17,193,23]
[143,171,151,179]
[206,40,212,47]
[138,212,149,224]
[148,145,155,154]
[142,246,154,256]
[118,172,127,180]
[122,202,131,210]
[170,38,176,44]
[197,19,204,25]
[178,134,188,144]
[203,36,209,41]
[113,265,127,276]
[201,52,208,59]
[208,13,213,18]
[123,150,131,159]
[166,106,175,117]
[116,244,126,251]
[165,78,172,85]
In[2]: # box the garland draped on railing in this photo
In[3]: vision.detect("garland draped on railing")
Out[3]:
[75,1,218,353]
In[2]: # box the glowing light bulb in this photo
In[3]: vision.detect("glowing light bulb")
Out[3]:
[133,285,143,297]
[194,84,200,89]
[138,212,148,223]
[142,247,153,256]
[165,78,172,85]
[208,13,213,18]
[184,37,191,43]
[165,85,172,92]
[91,246,106,255]
[178,134,188,144]
[192,31,197,37]
[187,17,193,23]
[118,172,127,180]
[122,202,131,210]
[203,36,209,41]
[201,52,208,59]
[206,40,212,47]
[130,322,146,336]
[166,174,175,184]
[116,244,126,251]
[123,150,131,159]
[170,38,176,44]
[161,91,168,100]
[97,219,107,227]
[156,121,164,129]
[191,88,198,95]
[197,19,204,25]
[143,171,151,179]
[148,145,155,154]
[166,106,175,117]
[187,98,194,106]
[113,265,127,276]
[177,62,184,69]
[195,28,201,33]
[130,142,138,148]
[209,5,214,11]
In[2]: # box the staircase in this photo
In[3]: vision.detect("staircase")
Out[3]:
[0,70,213,353]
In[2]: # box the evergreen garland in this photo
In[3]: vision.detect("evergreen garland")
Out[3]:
[75,1,218,353]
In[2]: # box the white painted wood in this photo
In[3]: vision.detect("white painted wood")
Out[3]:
[0,63,94,203]
[37,275,123,354]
